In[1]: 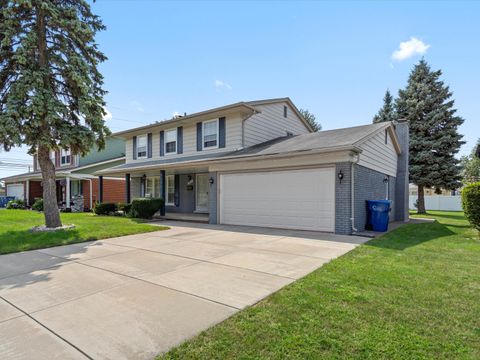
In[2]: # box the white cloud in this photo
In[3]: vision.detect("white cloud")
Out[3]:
[129,100,145,113]
[215,80,232,90]
[103,107,112,121]
[392,37,430,61]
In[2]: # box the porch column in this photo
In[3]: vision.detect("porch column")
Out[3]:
[66,176,71,209]
[98,176,103,203]
[125,173,131,203]
[26,179,30,206]
[160,170,166,216]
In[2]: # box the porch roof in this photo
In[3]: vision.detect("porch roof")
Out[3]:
[1,171,96,182]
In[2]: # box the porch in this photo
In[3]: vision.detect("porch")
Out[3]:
[115,167,216,224]
[156,212,209,223]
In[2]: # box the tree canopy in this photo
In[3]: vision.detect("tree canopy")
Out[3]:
[395,59,464,213]
[461,139,480,183]
[0,0,109,227]
[299,109,321,132]
[373,89,396,123]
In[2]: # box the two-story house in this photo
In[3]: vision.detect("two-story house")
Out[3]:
[2,137,126,211]
[98,98,409,235]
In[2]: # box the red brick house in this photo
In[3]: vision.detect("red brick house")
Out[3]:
[2,137,126,211]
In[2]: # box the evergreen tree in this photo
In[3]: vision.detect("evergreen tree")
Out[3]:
[395,60,464,214]
[299,109,321,132]
[0,1,109,227]
[373,89,396,123]
[460,139,480,183]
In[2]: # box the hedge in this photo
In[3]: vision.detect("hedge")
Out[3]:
[93,202,117,215]
[462,182,480,231]
[129,198,164,219]
[32,198,44,212]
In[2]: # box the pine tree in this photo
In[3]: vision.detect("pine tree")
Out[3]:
[373,89,395,123]
[0,1,109,227]
[299,109,321,132]
[395,60,464,214]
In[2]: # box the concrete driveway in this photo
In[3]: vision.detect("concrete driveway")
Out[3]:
[0,222,369,360]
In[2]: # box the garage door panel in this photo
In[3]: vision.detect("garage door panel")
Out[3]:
[220,168,335,232]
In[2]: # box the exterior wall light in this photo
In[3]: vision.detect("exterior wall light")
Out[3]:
[383,176,389,183]
[337,170,344,184]
[209,177,215,185]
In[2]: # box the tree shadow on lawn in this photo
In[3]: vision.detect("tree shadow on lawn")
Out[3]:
[0,228,95,255]
[366,221,456,251]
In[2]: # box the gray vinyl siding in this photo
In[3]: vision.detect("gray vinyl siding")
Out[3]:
[244,102,311,148]
[357,130,398,177]
[125,114,243,164]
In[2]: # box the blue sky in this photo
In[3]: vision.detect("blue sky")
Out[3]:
[1,0,479,178]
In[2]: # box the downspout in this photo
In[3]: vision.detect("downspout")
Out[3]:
[241,110,259,149]
[351,153,360,233]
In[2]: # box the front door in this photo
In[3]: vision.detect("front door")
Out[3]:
[195,174,209,213]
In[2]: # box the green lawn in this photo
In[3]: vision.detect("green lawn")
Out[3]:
[160,211,480,359]
[0,209,166,254]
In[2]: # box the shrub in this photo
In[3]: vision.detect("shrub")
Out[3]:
[117,202,132,215]
[462,182,480,231]
[6,199,25,209]
[31,198,44,212]
[93,202,117,215]
[129,198,164,219]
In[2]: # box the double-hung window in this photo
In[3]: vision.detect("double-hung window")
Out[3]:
[166,175,175,205]
[136,135,147,159]
[165,129,177,154]
[203,119,218,149]
[61,149,71,166]
[145,176,160,198]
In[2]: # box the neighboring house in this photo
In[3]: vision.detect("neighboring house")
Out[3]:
[1,137,126,211]
[98,98,409,234]
[0,182,5,196]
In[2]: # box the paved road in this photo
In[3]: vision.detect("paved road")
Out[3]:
[0,222,368,360]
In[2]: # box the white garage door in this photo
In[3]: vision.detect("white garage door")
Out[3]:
[6,183,24,200]
[219,167,335,232]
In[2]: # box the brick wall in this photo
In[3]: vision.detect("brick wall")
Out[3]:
[335,163,352,234]
[29,181,43,205]
[82,178,126,209]
[353,164,396,232]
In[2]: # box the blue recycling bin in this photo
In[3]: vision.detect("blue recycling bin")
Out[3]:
[366,200,391,232]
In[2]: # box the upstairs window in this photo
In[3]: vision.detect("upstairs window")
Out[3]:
[136,135,147,158]
[165,129,177,154]
[203,119,218,149]
[61,148,71,165]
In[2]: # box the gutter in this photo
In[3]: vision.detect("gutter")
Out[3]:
[95,145,363,176]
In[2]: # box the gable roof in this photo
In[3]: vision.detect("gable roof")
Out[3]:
[112,97,313,137]
[97,121,399,174]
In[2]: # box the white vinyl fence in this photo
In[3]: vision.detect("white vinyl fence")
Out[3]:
[409,195,463,211]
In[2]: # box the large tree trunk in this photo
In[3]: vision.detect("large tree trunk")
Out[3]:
[38,145,62,228]
[417,185,426,214]
[35,6,61,228]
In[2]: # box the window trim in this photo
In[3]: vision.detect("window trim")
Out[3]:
[136,134,148,159]
[165,174,175,206]
[202,119,219,150]
[164,128,177,155]
[60,148,71,166]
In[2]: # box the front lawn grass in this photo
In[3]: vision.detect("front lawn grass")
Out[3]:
[0,209,166,254]
[160,211,480,359]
